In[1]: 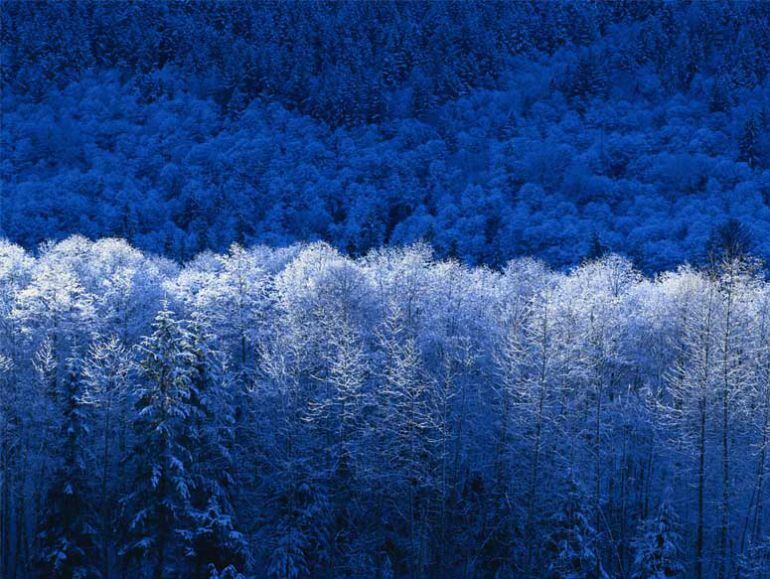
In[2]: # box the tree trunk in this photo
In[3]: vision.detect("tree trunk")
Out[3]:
[696,397,706,579]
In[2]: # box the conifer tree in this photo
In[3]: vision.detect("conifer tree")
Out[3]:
[631,496,684,578]
[545,470,608,579]
[34,356,99,578]
[186,316,247,578]
[739,115,759,169]
[120,305,197,578]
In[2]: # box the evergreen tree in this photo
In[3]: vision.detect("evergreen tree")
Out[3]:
[34,356,99,578]
[186,317,247,578]
[585,232,608,262]
[120,305,197,579]
[544,470,608,579]
[739,115,759,169]
[708,77,730,113]
[631,497,685,578]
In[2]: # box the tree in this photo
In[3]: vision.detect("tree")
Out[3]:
[713,257,758,578]
[372,301,436,577]
[81,335,133,576]
[706,219,753,265]
[312,314,368,574]
[739,115,759,169]
[33,356,99,578]
[545,470,608,579]
[740,287,770,568]
[185,317,247,578]
[631,496,684,578]
[664,269,718,579]
[120,305,197,578]
[585,232,608,262]
[258,297,331,577]
[520,290,560,570]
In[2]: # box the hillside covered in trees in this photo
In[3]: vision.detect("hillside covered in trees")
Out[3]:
[2,1,770,271]
[1,236,770,577]
[3,2,770,578]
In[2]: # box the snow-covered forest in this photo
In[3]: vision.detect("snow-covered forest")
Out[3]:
[1,236,769,577]
[3,1,770,577]
[2,1,770,271]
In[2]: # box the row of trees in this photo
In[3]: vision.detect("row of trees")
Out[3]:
[1,236,769,577]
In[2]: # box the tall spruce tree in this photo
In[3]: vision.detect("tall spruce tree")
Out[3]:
[120,304,197,578]
[34,355,99,578]
[631,496,684,578]
[186,316,247,578]
[545,470,608,579]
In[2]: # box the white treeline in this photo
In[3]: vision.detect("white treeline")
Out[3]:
[1,236,769,579]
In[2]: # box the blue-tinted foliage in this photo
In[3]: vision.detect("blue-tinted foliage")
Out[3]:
[1,1,769,270]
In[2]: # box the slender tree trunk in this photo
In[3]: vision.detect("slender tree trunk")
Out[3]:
[525,385,546,571]
[0,406,10,579]
[14,418,32,579]
[742,371,770,555]
[101,402,112,578]
[719,390,730,579]
[694,290,714,579]
[719,282,734,579]
[696,397,706,579]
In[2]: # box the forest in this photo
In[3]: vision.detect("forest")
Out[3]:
[1,236,769,577]
[2,1,770,271]
[2,1,770,578]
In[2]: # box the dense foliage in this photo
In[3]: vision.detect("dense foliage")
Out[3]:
[1,236,770,577]
[2,1,770,270]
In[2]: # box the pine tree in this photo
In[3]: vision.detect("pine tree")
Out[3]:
[739,115,759,169]
[120,304,197,578]
[186,317,247,578]
[34,356,99,578]
[708,77,730,113]
[585,232,608,262]
[631,497,684,578]
[545,470,608,579]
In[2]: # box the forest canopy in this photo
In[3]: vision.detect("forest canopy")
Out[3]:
[3,2,770,577]
[1,236,770,576]
[2,1,770,271]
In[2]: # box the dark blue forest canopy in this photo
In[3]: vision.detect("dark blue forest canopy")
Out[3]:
[1,0,769,272]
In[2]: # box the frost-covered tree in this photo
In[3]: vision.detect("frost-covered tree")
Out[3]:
[185,316,247,578]
[373,301,436,577]
[663,268,718,579]
[311,313,368,574]
[33,356,99,578]
[81,335,133,575]
[120,305,197,578]
[631,497,684,579]
[544,470,608,579]
[713,257,759,578]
